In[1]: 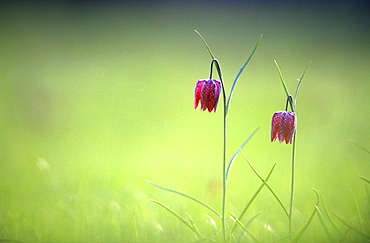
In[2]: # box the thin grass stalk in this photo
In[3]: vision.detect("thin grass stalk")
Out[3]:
[318,191,343,236]
[291,189,320,243]
[226,35,262,114]
[316,206,336,242]
[351,189,365,233]
[228,210,260,242]
[242,151,288,217]
[230,163,277,236]
[147,181,221,218]
[330,210,370,240]
[274,60,294,111]
[226,127,260,181]
[149,199,204,239]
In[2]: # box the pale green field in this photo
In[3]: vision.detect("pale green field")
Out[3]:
[0,2,369,242]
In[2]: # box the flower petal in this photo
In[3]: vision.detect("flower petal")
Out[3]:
[194,80,205,109]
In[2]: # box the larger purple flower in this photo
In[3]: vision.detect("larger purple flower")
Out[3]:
[194,79,221,112]
[271,111,297,144]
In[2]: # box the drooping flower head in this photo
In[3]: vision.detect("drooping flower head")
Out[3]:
[271,111,297,144]
[194,79,221,112]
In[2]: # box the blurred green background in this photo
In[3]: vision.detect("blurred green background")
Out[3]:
[0,1,369,242]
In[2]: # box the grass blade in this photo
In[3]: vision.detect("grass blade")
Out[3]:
[360,176,370,185]
[330,210,370,240]
[316,206,336,242]
[242,151,289,218]
[228,210,260,243]
[230,163,276,235]
[347,140,370,154]
[226,35,262,113]
[293,61,310,108]
[291,188,320,243]
[351,189,365,233]
[148,181,221,218]
[193,30,224,85]
[226,127,260,181]
[274,60,294,111]
[149,199,199,238]
[194,30,215,60]
[185,212,205,240]
[317,190,343,236]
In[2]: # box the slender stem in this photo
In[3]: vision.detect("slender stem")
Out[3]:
[214,58,227,242]
[210,58,227,241]
[289,132,297,240]
[222,104,227,242]
[285,95,293,111]
[210,60,215,80]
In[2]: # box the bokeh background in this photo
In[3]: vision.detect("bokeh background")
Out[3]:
[0,0,369,242]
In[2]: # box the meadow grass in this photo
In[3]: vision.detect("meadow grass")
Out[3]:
[0,2,369,242]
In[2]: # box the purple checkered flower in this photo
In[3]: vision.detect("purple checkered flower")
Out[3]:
[194,79,221,112]
[271,111,297,144]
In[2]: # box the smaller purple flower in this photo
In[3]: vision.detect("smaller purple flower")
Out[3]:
[271,111,297,144]
[194,79,221,112]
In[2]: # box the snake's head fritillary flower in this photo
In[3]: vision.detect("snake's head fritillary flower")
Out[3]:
[194,79,221,112]
[271,111,297,144]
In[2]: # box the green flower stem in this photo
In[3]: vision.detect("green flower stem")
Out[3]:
[274,60,309,240]
[195,30,260,241]
[212,58,227,242]
[222,104,227,242]
[289,62,309,240]
[289,132,297,240]
[208,57,227,241]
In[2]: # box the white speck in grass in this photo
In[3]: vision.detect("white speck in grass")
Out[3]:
[264,224,274,234]
[207,215,217,228]
[37,157,51,172]
[155,223,163,232]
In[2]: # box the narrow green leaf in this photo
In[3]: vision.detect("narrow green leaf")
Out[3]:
[316,206,336,242]
[226,127,260,181]
[230,163,276,234]
[347,140,370,154]
[194,30,215,60]
[293,61,310,108]
[317,190,343,236]
[242,151,289,218]
[228,210,260,243]
[291,188,320,243]
[274,60,294,111]
[194,31,225,95]
[351,189,365,233]
[330,210,370,240]
[360,177,370,185]
[148,181,221,218]
[226,35,262,114]
[185,212,205,240]
[149,199,195,235]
